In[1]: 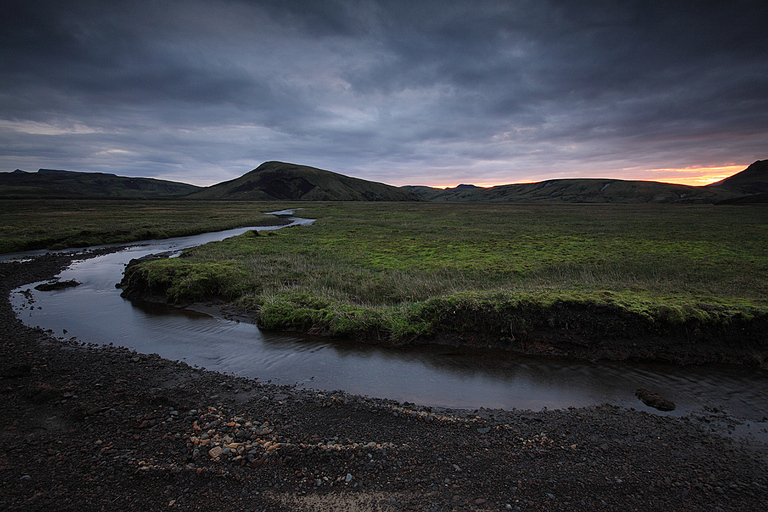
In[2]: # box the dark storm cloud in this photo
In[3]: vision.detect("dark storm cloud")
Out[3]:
[2,0,767,185]
[3,2,273,114]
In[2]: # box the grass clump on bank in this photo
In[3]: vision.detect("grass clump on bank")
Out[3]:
[121,258,250,303]
[121,203,768,361]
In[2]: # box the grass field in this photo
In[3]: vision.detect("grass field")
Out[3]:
[0,200,285,253]
[118,202,768,348]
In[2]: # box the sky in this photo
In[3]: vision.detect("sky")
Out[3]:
[2,0,767,188]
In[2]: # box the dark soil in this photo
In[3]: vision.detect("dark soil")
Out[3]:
[425,302,768,368]
[2,253,767,511]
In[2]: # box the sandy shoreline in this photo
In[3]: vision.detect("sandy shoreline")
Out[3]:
[2,252,767,511]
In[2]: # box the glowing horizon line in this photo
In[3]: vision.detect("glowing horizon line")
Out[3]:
[424,164,746,190]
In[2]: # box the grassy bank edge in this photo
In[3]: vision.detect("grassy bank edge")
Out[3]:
[0,199,295,254]
[121,256,768,366]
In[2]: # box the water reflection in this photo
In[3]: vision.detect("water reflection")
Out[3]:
[8,218,768,425]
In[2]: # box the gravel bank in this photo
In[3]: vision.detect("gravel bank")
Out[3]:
[1,253,767,511]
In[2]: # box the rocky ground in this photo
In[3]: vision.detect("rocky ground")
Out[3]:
[1,253,767,511]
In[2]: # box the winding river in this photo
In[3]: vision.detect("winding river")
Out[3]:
[6,211,768,439]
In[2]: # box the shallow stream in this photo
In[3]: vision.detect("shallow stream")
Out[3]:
[7,212,768,440]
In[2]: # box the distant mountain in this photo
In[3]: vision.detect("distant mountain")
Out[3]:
[403,163,768,204]
[402,184,485,202]
[4,159,765,204]
[0,169,201,199]
[707,159,768,195]
[405,178,743,204]
[187,161,423,201]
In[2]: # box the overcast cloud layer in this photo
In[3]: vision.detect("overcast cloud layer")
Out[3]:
[2,0,767,186]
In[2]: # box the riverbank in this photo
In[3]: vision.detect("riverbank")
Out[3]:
[2,253,768,511]
[118,203,768,367]
[122,258,768,368]
[0,200,293,254]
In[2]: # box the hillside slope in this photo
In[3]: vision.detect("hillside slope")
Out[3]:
[0,169,200,199]
[406,178,740,203]
[404,162,768,204]
[188,161,423,201]
[708,159,768,195]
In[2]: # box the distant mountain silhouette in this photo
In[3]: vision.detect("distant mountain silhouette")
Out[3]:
[404,179,740,203]
[0,169,200,199]
[404,161,768,204]
[2,159,765,204]
[187,161,423,201]
[403,183,487,201]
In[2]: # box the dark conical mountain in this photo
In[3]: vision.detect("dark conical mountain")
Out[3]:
[188,161,423,201]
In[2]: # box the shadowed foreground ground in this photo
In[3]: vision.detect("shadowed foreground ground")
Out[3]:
[1,253,766,511]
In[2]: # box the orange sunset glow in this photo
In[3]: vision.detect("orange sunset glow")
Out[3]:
[431,164,747,189]
[634,164,747,186]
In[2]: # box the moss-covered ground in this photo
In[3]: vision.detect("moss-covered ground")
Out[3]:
[0,200,283,253]
[119,202,768,361]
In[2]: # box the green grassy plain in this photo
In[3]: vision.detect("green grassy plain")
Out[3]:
[120,202,768,347]
[0,200,282,253]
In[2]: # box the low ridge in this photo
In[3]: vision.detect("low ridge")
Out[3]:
[405,178,740,204]
[405,161,768,204]
[0,169,200,199]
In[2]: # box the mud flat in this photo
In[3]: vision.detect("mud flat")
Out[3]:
[2,252,767,511]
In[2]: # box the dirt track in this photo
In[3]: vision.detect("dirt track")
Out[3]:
[1,253,767,511]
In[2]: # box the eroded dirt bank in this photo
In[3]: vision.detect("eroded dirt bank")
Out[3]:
[121,253,768,368]
[2,253,767,511]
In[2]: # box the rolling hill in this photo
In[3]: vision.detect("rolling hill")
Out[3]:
[186,161,423,201]
[2,159,766,204]
[707,159,768,195]
[404,161,768,204]
[403,179,742,204]
[0,169,201,199]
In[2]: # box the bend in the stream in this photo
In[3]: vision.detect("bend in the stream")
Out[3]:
[7,213,768,444]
